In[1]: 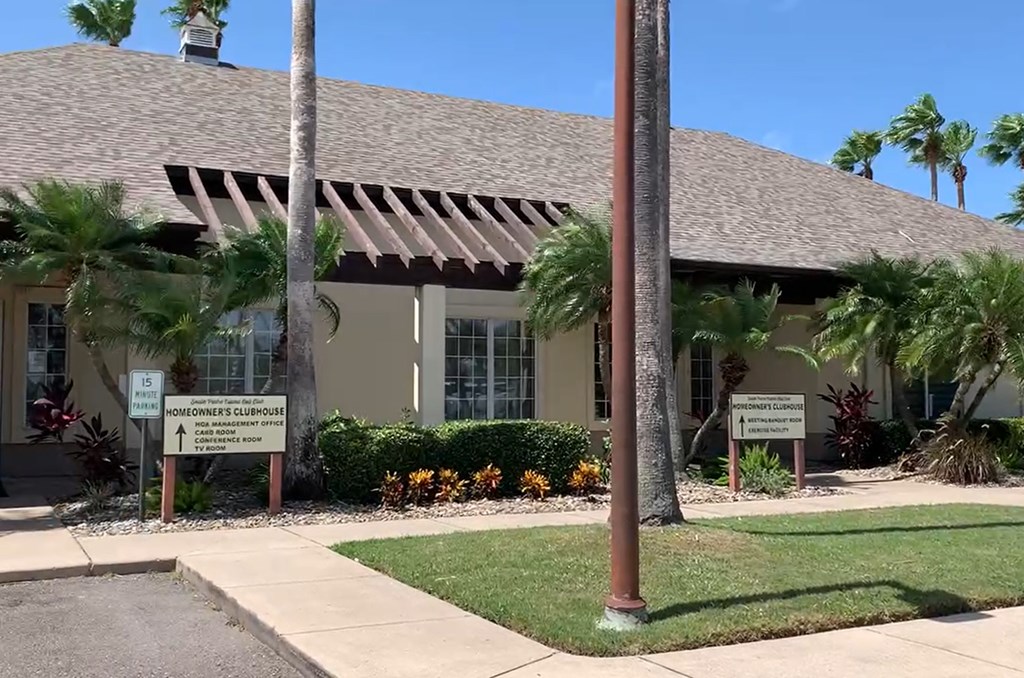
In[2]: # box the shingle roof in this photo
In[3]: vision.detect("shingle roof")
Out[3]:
[2,43,1023,271]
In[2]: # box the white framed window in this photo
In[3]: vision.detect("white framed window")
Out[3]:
[197,310,281,394]
[26,302,67,422]
[444,318,535,420]
[689,343,715,422]
[593,324,610,420]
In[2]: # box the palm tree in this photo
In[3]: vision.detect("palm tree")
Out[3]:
[634,0,680,525]
[105,272,242,394]
[831,130,883,180]
[213,215,344,394]
[885,94,946,201]
[0,180,181,427]
[900,250,1024,432]
[687,281,816,457]
[284,0,322,499]
[656,0,683,472]
[520,207,612,398]
[65,0,136,46]
[979,113,1024,170]
[813,253,932,437]
[941,120,977,211]
[162,0,230,29]
[996,183,1024,226]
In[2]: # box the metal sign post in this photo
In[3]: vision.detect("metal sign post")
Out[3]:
[128,370,165,521]
[728,393,808,491]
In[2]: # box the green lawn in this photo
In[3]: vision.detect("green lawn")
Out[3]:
[333,504,1024,656]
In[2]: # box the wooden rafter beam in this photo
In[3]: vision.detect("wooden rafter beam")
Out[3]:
[519,199,554,236]
[187,166,223,237]
[353,183,415,266]
[256,175,288,220]
[492,197,538,248]
[439,191,509,274]
[544,202,565,225]
[223,170,258,230]
[411,189,480,272]
[322,181,383,266]
[466,195,530,261]
[382,186,445,270]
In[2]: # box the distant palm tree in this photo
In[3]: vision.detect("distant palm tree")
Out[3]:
[65,0,136,46]
[996,183,1024,226]
[979,113,1024,170]
[0,180,183,426]
[941,120,977,211]
[162,0,230,29]
[831,130,883,180]
[886,94,946,201]
[284,0,322,499]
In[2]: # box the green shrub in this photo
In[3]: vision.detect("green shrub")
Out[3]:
[320,418,590,503]
[738,444,794,496]
[874,418,1016,468]
[872,419,913,465]
[248,461,270,506]
[321,419,440,503]
[145,480,214,515]
[996,418,1024,472]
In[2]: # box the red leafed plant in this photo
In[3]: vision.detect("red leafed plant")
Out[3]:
[28,379,84,444]
[819,382,878,469]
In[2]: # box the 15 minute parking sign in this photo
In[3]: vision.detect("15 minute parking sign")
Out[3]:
[128,370,164,419]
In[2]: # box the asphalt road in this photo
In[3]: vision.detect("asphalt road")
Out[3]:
[0,573,302,678]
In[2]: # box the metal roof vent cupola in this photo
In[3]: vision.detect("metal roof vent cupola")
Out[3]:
[179,10,221,66]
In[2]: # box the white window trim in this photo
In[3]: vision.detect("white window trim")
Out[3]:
[688,342,717,426]
[443,316,539,421]
[198,308,279,394]
[590,323,610,430]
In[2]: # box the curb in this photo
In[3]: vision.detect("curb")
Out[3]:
[175,557,335,678]
[0,563,91,584]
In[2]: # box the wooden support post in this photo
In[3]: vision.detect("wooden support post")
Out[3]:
[519,199,554,236]
[544,201,565,225]
[411,189,480,271]
[466,195,530,260]
[728,438,741,493]
[439,191,509,274]
[492,197,539,248]
[323,181,383,266]
[187,166,223,236]
[794,439,806,490]
[382,185,446,269]
[268,452,283,514]
[161,456,176,523]
[353,183,415,266]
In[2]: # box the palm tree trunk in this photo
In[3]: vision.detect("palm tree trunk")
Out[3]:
[889,367,919,438]
[283,0,324,499]
[596,312,612,414]
[929,158,939,201]
[963,360,1004,422]
[689,352,749,459]
[942,368,979,433]
[83,341,142,433]
[955,177,966,210]
[633,0,681,526]
[655,0,683,475]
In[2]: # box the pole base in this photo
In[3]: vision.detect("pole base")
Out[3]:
[599,598,649,631]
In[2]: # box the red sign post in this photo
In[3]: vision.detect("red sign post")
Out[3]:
[727,393,807,492]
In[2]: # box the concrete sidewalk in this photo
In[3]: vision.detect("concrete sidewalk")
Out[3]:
[3,476,1024,677]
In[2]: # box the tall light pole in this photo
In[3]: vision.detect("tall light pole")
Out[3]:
[603,0,647,629]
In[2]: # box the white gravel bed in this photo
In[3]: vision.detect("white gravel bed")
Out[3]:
[56,475,847,537]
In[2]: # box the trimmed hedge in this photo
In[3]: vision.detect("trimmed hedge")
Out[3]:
[320,417,590,503]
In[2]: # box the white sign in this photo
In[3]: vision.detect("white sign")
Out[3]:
[729,393,806,440]
[128,370,164,419]
[163,394,287,456]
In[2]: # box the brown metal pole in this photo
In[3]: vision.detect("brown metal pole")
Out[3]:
[604,0,647,627]
[794,439,806,490]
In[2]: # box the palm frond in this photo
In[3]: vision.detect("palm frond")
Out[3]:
[996,183,1024,226]
[520,205,612,339]
[162,0,230,28]
[65,0,136,45]
[940,120,977,169]
[979,113,1024,169]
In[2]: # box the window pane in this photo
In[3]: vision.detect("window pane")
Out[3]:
[26,303,68,423]
[28,327,46,349]
[47,326,66,349]
[46,305,64,325]
[593,324,611,419]
[27,303,46,325]
[46,350,65,374]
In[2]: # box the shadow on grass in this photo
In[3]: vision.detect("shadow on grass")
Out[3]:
[710,520,1024,537]
[650,579,995,623]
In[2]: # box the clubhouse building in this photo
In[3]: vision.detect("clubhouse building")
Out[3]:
[3,38,1024,477]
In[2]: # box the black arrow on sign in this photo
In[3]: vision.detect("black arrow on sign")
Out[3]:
[175,424,186,453]
[739,416,746,438]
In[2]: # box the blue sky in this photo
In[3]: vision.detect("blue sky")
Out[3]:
[5,0,1023,219]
